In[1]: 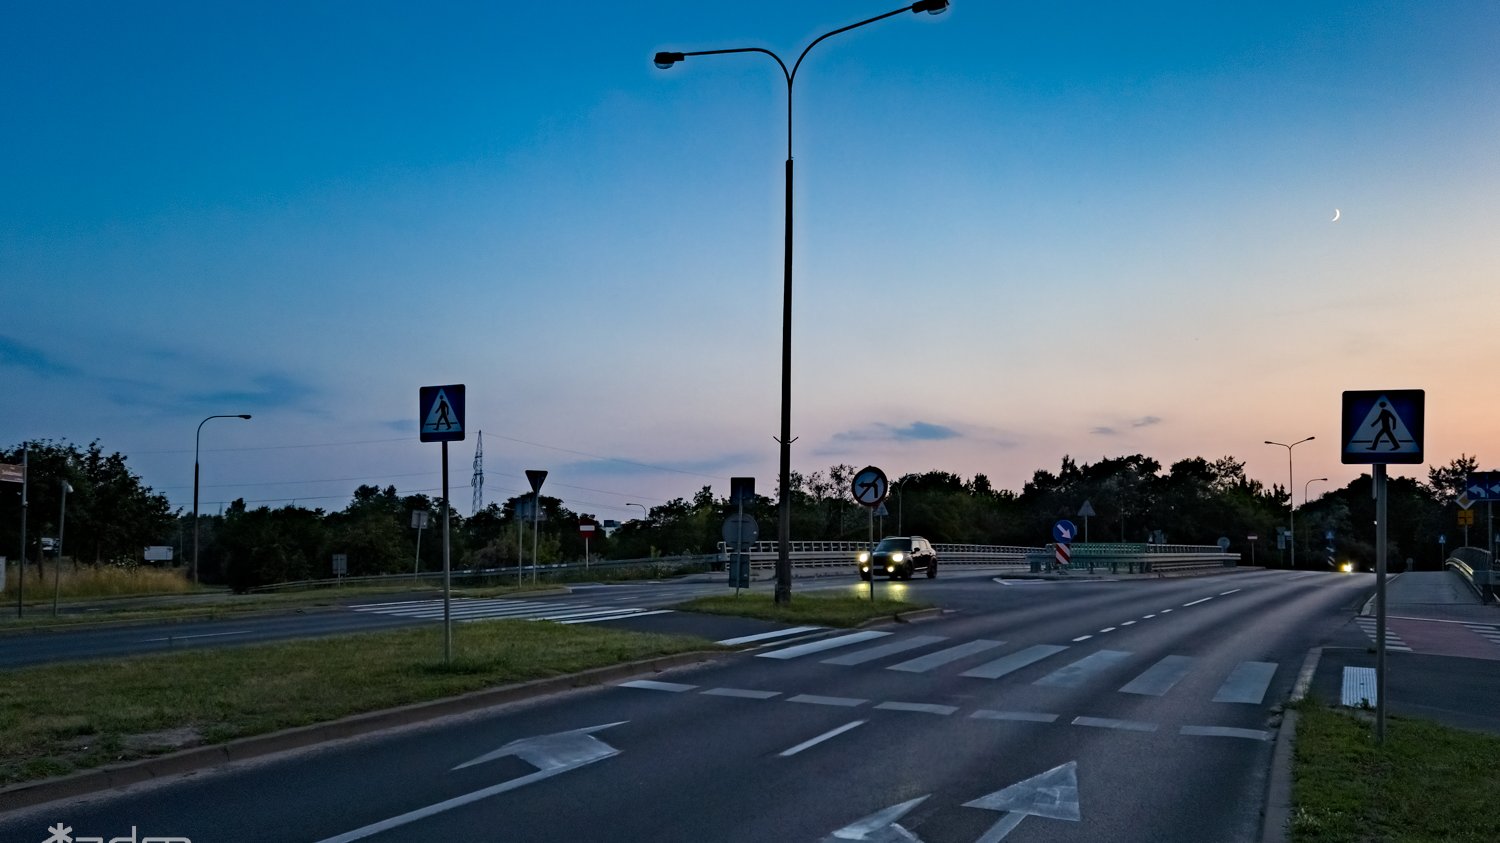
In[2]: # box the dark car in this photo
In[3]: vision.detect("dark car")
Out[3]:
[858,536,937,581]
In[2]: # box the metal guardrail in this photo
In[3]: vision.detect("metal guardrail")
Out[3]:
[246,554,717,593]
[1446,547,1496,602]
[715,541,1037,570]
[713,541,1239,574]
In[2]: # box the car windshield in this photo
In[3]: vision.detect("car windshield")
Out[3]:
[874,538,912,552]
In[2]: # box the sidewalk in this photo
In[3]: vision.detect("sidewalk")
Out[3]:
[1311,570,1500,732]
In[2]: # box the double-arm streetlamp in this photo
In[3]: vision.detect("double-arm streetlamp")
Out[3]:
[655,0,950,605]
[193,413,251,585]
[1265,436,1315,568]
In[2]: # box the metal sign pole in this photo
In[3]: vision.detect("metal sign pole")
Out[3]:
[532,495,540,586]
[735,496,745,597]
[17,445,27,618]
[868,508,875,601]
[442,441,452,665]
[1374,463,1387,744]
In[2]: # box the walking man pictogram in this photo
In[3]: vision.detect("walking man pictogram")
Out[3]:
[1368,400,1399,451]
[434,395,453,430]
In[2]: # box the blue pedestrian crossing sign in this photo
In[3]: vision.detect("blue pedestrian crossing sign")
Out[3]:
[419,384,466,442]
[1341,389,1423,465]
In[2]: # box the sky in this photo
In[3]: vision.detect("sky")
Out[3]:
[3,1,1498,530]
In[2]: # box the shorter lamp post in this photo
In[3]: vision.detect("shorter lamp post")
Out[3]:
[626,502,648,523]
[1303,477,1327,564]
[193,413,252,585]
[52,480,71,617]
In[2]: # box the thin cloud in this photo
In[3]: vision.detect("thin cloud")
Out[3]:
[0,335,79,377]
[832,421,962,444]
[1092,416,1164,436]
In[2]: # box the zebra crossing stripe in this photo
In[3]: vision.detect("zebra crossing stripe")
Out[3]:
[558,609,674,624]
[887,639,1006,673]
[717,626,823,646]
[961,644,1068,680]
[1212,661,1277,704]
[1119,655,1194,696]
[756,630,892,660]
[1034,650,1132,688]
[822,635,949,666]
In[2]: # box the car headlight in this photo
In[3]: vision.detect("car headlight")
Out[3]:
[891,552,905,563]
[857,552,869,563]
[1339,561,1354,573]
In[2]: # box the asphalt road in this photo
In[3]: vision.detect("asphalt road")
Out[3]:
[0,568,1373,842]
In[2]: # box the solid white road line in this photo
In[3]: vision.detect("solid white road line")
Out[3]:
[143,630,251,642]
[779,720,866,757]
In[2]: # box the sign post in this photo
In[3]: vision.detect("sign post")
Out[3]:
[526,470,548,585]
[1343,388,1424,745]
[420,384,466,664]
[411,510,430,579]
[851,467,889,600]
[578,521,595,569]
[1052,520,1077,575]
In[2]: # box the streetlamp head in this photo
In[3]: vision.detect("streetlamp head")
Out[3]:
[912,0,949,14]
[1263,440,1274,445]
[238,414,252,420]
[654,51,685,69]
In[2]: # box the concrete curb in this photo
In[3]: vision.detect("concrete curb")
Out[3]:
[1260,708,1297,843]
[0,649,728,814]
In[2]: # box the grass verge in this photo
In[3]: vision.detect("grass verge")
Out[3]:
[1290,699,1500,842]
[0,621,715,787]
[675,592,931,627]
[0,583,565,631]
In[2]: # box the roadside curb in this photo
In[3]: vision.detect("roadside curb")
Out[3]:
[1261,709,1297,843]
[0,649,728,814]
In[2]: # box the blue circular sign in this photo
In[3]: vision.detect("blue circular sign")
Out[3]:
[1052,520,1078,544]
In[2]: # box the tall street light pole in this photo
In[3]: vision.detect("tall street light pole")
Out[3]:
[654,0,950,605]
[194,414,251,585]
[1265,436,1315,569]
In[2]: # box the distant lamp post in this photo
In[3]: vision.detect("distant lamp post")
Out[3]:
[626,502,648,523]
[892,476,908,535]
[1265,436,1315,569]
[52,479,72,617]
[654,0,950,606]
[194,414,252,585]
[1304,476,1328,561]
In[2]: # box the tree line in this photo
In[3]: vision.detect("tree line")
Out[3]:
[1,440,1484,591]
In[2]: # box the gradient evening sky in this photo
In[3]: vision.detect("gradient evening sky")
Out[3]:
[3,1,1497,527]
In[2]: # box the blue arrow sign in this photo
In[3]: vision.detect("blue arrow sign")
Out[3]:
[1053,520,1078,544]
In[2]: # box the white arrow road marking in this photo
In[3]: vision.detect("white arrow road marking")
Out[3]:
[823,795,930,842]
[313,722,625,843]
[964,760,1081,842]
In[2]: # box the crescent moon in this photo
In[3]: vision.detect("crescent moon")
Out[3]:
[1331,208,1341,222]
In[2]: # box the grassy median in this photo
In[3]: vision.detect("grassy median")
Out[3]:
[0,621,715,787]
[675,592,931,627]
[1290,700,1500,842]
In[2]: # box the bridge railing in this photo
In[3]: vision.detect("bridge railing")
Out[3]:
[714,541,1038,570]
[714,541,1240,574]
[1446,547,1496,602]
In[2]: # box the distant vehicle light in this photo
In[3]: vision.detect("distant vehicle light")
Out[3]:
[1339,561,1354,573]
